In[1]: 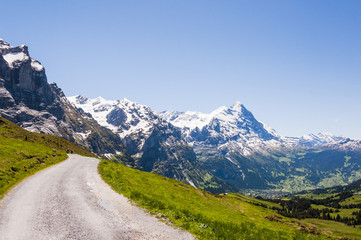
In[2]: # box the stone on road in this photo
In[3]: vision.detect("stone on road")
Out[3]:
[0,154,194,240]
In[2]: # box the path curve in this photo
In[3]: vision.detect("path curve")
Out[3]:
[0,154,194,240]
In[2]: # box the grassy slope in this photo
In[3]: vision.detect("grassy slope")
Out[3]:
[0,117,96,198]
[99,159,327,240]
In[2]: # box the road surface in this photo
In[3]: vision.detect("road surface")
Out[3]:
[0,154,194,240]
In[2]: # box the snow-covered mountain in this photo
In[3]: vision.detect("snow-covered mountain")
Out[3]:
[68,95,160,153]
[160,104,349,153]
[160,102,286,156]
[299,132,346,146]
[68,95,193,155]
[282,132,346,147]
[323,138,361,151]
[159,106,227,133]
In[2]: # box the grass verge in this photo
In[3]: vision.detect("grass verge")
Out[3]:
[0,117,95,199]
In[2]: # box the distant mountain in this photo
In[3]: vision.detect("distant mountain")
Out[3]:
[160,102,285,156]
[283,132,346,147]
[68,96,167,155]
[0,39,124,156]
[160,104,361,192]
[160,105,347,151]
[68,95,233,192]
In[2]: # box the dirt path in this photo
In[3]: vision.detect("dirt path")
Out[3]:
[0,154,194,240]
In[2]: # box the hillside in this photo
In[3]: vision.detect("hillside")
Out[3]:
[0,117,95,198]
[99,158,361,240]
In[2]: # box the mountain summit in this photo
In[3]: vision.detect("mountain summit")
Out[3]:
[160,102,282,156]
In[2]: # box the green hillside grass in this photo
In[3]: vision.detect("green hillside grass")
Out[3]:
[0,117,95,199]
[99,159,327,240]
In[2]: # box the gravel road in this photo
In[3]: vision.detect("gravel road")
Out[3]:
[0,154,195,240]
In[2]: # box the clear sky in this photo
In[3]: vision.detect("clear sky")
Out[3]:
[1,0,361,139]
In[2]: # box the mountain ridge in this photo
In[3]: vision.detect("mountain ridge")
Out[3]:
[70,96,361,191]
[68,94,361,193]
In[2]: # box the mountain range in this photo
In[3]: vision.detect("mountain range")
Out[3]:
[1,38,361,194]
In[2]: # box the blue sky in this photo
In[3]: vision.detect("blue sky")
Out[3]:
[1,0,361,139]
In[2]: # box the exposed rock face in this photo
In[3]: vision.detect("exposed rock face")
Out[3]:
[0,40,57,115]
[0,39,124,156]
[106,107,127,127]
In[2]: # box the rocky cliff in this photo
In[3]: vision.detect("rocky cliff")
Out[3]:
[0,39,124,156]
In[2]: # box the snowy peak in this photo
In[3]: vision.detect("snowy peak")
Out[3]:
[0,38,44,71]
[158,103,249,131]
[68,95,193,170]
[159,102,281,156]
[230,101,244,111]
[159,110,213,130]
[281,132,347,147]
[68,95,161,145]
[160,101,277,139]
[68,95,89,105]
[299,132,346,147]
[207,102,278,142]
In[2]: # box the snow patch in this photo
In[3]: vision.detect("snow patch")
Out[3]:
[3,52,28,67]
[104,153,114,159]
[31,59,44,71]
[77,130,91,139]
